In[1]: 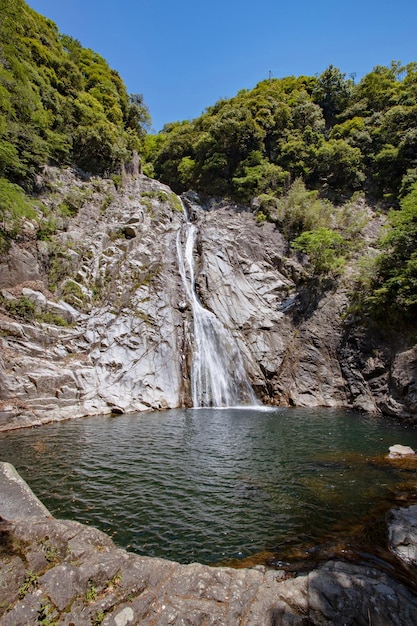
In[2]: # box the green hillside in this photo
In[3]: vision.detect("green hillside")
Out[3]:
[0,0,149,247]
[145,63,417,205]
[144,64,417,324]
[0,0,149,183]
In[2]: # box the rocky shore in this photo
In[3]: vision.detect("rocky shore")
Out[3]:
[1,461,417,625]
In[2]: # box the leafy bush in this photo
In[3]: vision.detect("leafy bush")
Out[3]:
[0,295,35,321]
[366,182,417,321]
[36,218,57,241]
[61,279,85,305]
[274,179,332,240]
[0,178,36,242]
[292,227,346,275]
[46,244,77,291]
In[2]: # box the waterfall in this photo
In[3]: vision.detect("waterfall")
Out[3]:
[176,204,258,408]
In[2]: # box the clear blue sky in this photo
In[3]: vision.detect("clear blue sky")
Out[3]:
[27,0,417,133]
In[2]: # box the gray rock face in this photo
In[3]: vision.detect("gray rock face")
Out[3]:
[389,505,417,565]
[0,172,186,429]
[2,462,417,626]
[0,462,50,520]
[0,168,416,429]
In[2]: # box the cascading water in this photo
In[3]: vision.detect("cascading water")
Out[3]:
[176,203,258,407]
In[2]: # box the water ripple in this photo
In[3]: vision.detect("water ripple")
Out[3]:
[1,407,417,565]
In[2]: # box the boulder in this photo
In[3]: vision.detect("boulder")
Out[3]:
[388,444,416,458]
[389,505,417,565]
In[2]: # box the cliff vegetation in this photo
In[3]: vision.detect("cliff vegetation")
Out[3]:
[0,0,149,249]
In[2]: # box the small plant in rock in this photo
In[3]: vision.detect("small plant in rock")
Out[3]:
[111,174,122,189]
[18,570,39,598]
[85,579,98,603]
[38,601,58,625]
[100,193,114,212]
[92,279,104,303]
[36,311,70,327]
[58,187,93,218]
[107,572,122,590]
[92,610,105,626]
[38,538,59,563]
[0,295,36,322]
[36,218,58,241]
[141,190,167,202]
[46,243,76,292]
[168,192,183,212]
[61,280,86,307]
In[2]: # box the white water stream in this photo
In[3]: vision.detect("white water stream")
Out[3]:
[176,204,258,407]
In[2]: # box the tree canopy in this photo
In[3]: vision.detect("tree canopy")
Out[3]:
[365,182,417,322]
[145,61,417,206]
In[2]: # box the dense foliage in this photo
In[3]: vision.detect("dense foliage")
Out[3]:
[0,0,149,247]
[360,182,417,323]
[0,0,149,183]
[145,63,417,206]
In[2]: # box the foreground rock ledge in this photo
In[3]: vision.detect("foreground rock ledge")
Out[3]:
[1,463,417,625]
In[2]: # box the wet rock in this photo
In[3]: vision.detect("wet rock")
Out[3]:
[0,462,50,520]
[389,505,417,565]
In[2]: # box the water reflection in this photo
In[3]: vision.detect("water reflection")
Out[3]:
[1,407,417,566]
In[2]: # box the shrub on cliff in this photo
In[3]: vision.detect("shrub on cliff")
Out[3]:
[292,227,346,275]
[367,181,417,322]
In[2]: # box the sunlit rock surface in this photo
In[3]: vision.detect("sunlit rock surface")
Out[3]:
[0,168,416,429]
[388,444,416,458]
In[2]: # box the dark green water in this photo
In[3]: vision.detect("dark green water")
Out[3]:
[1,407,417,567]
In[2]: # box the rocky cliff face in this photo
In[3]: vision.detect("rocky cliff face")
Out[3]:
[0,168,416,429]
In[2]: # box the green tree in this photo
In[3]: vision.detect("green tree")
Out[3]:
[355,62,401,113]
[312,65,353,128]
[368,182,417,319]
[315,140,364,195]
[0,0,149,183]
[292,227,346,274]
